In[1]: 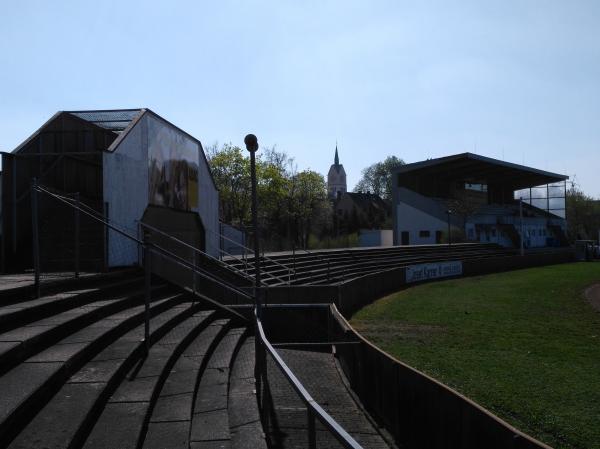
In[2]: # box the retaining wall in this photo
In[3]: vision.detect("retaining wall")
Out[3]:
[330,306,552,449]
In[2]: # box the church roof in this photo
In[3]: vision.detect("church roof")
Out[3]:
[329,144,345,174]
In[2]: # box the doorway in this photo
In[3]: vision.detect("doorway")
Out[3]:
[401,231,409,245]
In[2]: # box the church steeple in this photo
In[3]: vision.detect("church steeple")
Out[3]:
[327,143,347,199]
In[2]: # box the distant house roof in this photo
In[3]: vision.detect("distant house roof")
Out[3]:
[340,192,391,215]
[67,109,144,132]
[393,152,568,190]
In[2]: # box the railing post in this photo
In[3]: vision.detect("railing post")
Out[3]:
[261,343,270,435]
[255,332,262,409]
[292,245,296,280]
[102,202,109,272]
[74,192,80,278]
[192,250,197,298]
[143,232,152,354]
[307,407,316,449]
[31,178,40,299]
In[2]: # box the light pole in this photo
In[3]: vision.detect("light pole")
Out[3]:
[519,197,524,256]
[244,133,261,315]
[446,209,452,246]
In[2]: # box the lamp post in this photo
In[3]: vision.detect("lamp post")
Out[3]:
[244,133,261,315]
[519,197,524,256]
[446,210,452,246]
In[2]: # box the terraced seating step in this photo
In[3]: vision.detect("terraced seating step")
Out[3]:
[0,290,185,446]
[8,303,219,449]
[84,316,232,449]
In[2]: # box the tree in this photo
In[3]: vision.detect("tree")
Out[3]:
[206,143,251,225]
[354,155,405,199]
[566,185,600,241]
[288,170,329,248]
[206,142,330,250]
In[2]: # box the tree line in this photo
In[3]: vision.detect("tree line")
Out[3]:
[207,142,599,248]
[207,143,405,250]
[206,143,330,250]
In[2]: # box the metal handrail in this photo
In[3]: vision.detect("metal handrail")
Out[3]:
[209,224,295,280]
[138,221,290,286]
[138,221,255,281]
[34,185,253,305]
[255,311,363,449]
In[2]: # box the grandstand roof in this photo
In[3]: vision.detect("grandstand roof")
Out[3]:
[393,152,568,190]
[67,109,144,132]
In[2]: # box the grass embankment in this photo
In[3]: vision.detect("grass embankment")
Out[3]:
[350,263,600,449]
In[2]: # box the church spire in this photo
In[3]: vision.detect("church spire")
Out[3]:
[334,144,339,166]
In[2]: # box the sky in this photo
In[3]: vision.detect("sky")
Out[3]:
[1,0,599,196]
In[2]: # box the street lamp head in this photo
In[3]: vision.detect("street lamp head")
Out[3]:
[244,134,259,153]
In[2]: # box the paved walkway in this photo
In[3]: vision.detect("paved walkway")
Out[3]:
[265,348,391,449]
[585,283,600,312]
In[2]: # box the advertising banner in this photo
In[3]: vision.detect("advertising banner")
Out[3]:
[405,261,462,283]
[148,116,199,211]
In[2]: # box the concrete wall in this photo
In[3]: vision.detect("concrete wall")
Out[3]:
[396,202,451,245]
[330,309,551,449]
[103,115,148,267]
[103,112,220,267]
[359,229,393,247]
[221,223,246,256]
[145,113,219,258]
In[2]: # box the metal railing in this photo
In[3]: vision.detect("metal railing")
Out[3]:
[254,310,363,449]
[31,182,250,349]
[32,181,364,447]
[208,225,295,285]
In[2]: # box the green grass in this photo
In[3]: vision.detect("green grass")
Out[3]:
[350,263,600,449]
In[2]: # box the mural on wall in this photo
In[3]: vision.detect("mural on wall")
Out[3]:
[148,117,199,211]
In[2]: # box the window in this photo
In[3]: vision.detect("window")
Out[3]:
[419,230,430,238]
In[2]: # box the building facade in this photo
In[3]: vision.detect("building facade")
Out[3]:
[1,109,219,272]
[391,153,568,248]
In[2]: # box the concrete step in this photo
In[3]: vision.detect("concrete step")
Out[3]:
[189,327,246,448]
[83,318,234,449]
[0,284,170,375]
[7,305,218,449]
[0,276,145,333]
[0,269,141,305]
[0,292,185,447]
[229,336,267,449]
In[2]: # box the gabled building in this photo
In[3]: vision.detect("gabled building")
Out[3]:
[391,153,568,247]
[1,109,219,272]
[334,191,391,232]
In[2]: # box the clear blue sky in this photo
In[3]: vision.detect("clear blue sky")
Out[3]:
[1,1,599,196]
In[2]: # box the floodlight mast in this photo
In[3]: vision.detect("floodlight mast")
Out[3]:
[446,210,452,246]
[244,133,261,315]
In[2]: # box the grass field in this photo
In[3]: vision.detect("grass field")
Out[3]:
[350,262,600,449]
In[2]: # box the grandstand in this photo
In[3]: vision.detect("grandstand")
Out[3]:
[391,153,568,248]
[0,110,567,448]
